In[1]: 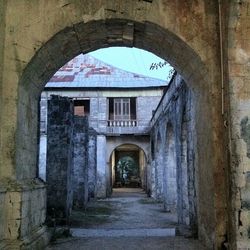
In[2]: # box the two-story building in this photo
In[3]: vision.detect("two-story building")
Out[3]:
[39,54,167,206]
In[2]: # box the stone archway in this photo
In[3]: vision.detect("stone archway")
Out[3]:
[109,143,147,190]
[0,3,228,248]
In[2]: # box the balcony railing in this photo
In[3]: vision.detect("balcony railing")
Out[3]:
[105,119,150,134]
[89,119,150,134]
[107,120,137,127]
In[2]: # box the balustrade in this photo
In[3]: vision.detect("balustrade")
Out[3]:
[107,120,138,127]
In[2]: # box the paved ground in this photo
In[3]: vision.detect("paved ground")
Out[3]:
[46,188,206,250]
[46,237,206,250]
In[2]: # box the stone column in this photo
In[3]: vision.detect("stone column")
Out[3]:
[38,94,48,181]
[151,160,157,199]
[88,128,97,199]
[46,96,74,222]
[72,116,89,208]
[96,135,107,198]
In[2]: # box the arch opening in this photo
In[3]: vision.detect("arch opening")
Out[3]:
[12,17,227,249]
[109,144,147,190]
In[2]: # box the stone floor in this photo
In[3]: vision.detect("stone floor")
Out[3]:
[46,188,206,250]
[46,237,206,250]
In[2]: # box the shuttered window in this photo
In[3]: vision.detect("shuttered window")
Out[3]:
[114,98,130,120]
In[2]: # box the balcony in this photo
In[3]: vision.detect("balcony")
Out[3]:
[89,119,151,135]
[107,120,137,127]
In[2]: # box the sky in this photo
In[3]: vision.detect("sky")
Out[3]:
[89,47,173,81]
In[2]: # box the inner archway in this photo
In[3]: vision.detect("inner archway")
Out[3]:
[110,144,147,189]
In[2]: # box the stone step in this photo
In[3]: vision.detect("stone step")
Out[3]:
[70,228,176,237]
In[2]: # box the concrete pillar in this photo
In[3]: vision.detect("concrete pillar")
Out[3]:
[38,134,47,181]
[139,150,147,190]
[151,160,157,199]
[46,96,74,221]
[72,116,88,208]
[96,135,107,198]
[87,128,97,199]
[38,94,48,181]
[111,151,116,187]
[163,126,177,212]
[155,149,164,201]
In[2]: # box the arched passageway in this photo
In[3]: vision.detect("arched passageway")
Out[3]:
[0,2,231,248]
[110,144,147,190]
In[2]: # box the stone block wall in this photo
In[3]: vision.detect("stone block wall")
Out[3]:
[72,117,97,207]
[45,96,98,215]
[0,180,49,250]
[46,96,74,221]
[139,149,147,190]
[88,128,97,198]
[2,1,244,248]
[227,2,250,248]
[96,135,107,198]
[72,116,89,208]
[38,135,47,181]
[150,74,197,233]
[137,96,161,122]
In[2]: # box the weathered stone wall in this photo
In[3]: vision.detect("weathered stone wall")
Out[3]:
[46,97,98,210]
[139,149,147,190]
[73,119,97,205]
[88,128,97,199]
[136,96,162,122]
[89,97,101,130]
[155,132,165,201]
[150,74,197,233]
[1,1,247,248]
[227,2,250,248]
[0,1,6,156]
[0,190,5,244]
[38,94,48,181]
[46,96,74,220]
[72,116,89,209]
[39,90,162,135]
[0,180,49,250]
[38,134,47,181]
[96,135,107,198]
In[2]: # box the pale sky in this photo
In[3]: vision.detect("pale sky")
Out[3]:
[89,47,173,81]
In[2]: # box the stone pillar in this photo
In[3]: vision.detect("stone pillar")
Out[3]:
[38,94,48,181]
[46,96,74,222]
[139,149,146,190]
[72,116,89,208]
[88,128,97,199]
[38,134,47,181]
[155,148,164,201]
[163,127,177,212]
[151,160,157,199]
[96,135,107,198]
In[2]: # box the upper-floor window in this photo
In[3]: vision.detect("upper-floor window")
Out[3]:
[109,98,136,121]
[74,99,90,116]
[114,98,130,120]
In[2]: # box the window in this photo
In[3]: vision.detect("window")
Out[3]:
[109,98,136,120]
[74,99,90,116]
[114,98,130,120]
